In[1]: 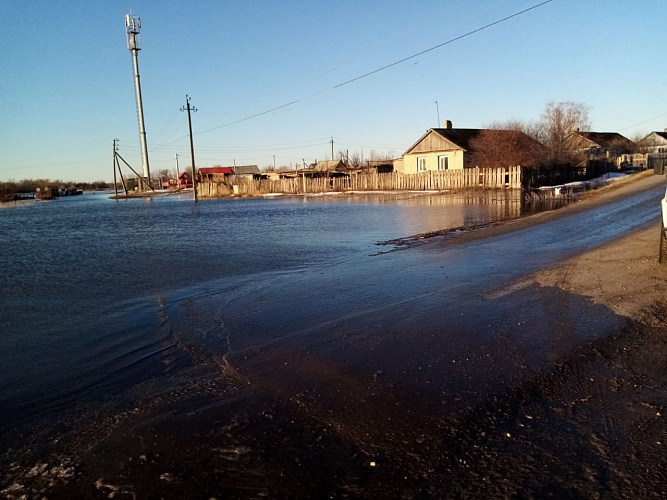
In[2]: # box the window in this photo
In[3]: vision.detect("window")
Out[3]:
[438,155,449,171]
[417,157,426,172]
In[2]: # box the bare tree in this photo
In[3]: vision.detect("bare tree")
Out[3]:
[493,119,543,142]
[538,101,591,164]
[368,150,394,161]
[630,131,647,144]
[348,150,363,168]
[631,131,653,153]
[470,128,543,169]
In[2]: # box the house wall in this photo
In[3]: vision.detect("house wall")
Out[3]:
[641,133,667,154]
[402,149,466,174]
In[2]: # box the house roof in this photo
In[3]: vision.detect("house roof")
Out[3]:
[404,127,545,156]
[569,131,634,150]
[640,131,667,145]
[311,160,347,172]
[432,128,483,150]
[230,165,260,175]
[404,128,483,155]
[199,167,233,175]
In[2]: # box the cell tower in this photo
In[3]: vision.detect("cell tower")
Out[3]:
[125,14,151,185]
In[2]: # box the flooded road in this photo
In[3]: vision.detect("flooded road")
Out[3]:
[0,188,556,435]
[1,175,665,498]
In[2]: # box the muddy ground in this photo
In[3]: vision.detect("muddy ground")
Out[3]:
[2,174,666,499]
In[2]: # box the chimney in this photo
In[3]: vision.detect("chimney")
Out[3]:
[663,128,667,133]
[443,120,452,129]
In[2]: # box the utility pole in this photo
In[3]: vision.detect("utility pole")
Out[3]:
[113,139,118,197]
[435,100,441,127]
[181,95,198,202]
[331,137,334,161]
[125,15,151,189]
[175,153,180,187]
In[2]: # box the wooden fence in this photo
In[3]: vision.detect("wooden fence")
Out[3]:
[649,154,667,175]
[198,166,521,198]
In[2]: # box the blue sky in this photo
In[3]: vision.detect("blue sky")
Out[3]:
[1,0,665,182]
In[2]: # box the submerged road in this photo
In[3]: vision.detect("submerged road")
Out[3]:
[207,174,665,367]
[7,173,666,499]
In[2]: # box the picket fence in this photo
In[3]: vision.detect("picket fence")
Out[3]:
[198,166,521,198]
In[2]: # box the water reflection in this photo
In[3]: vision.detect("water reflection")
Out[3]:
[301,191,553,239]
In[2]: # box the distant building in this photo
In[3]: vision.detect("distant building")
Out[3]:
[198,165,260,181]
[310,160,348,172]
[565,130,635,157]
[229,165,261,177]
[400,122,480,174]
[638,130,667,154]
[178,171,193,188]
[365,159,394,174]
[162,177,178,189]
[198,167,233,176]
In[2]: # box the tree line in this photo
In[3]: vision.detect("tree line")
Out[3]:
[0,179,111,195]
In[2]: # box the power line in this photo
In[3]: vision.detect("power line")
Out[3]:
[193,0,555,136]
[618,111,667,132]
[331,1,554,90]
[10,2,555,176]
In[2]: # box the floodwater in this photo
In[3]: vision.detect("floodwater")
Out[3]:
[0,183,664,497]
[0,189,551,434]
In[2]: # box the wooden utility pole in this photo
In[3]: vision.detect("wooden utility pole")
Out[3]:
[113,139,118,197]
[331,137,334,161]
[181,95,198,202]
[175,154,180,188]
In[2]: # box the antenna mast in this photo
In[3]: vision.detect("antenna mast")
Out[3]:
[125,14,151,187]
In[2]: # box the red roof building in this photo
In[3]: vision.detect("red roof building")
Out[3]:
[198,167,234,175]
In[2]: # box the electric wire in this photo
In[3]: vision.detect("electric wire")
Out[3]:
[2,1,556,179]
[194,0,555,136]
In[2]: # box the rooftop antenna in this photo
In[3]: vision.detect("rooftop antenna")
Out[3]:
[125,14,151,187]
[435,101,441,127]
